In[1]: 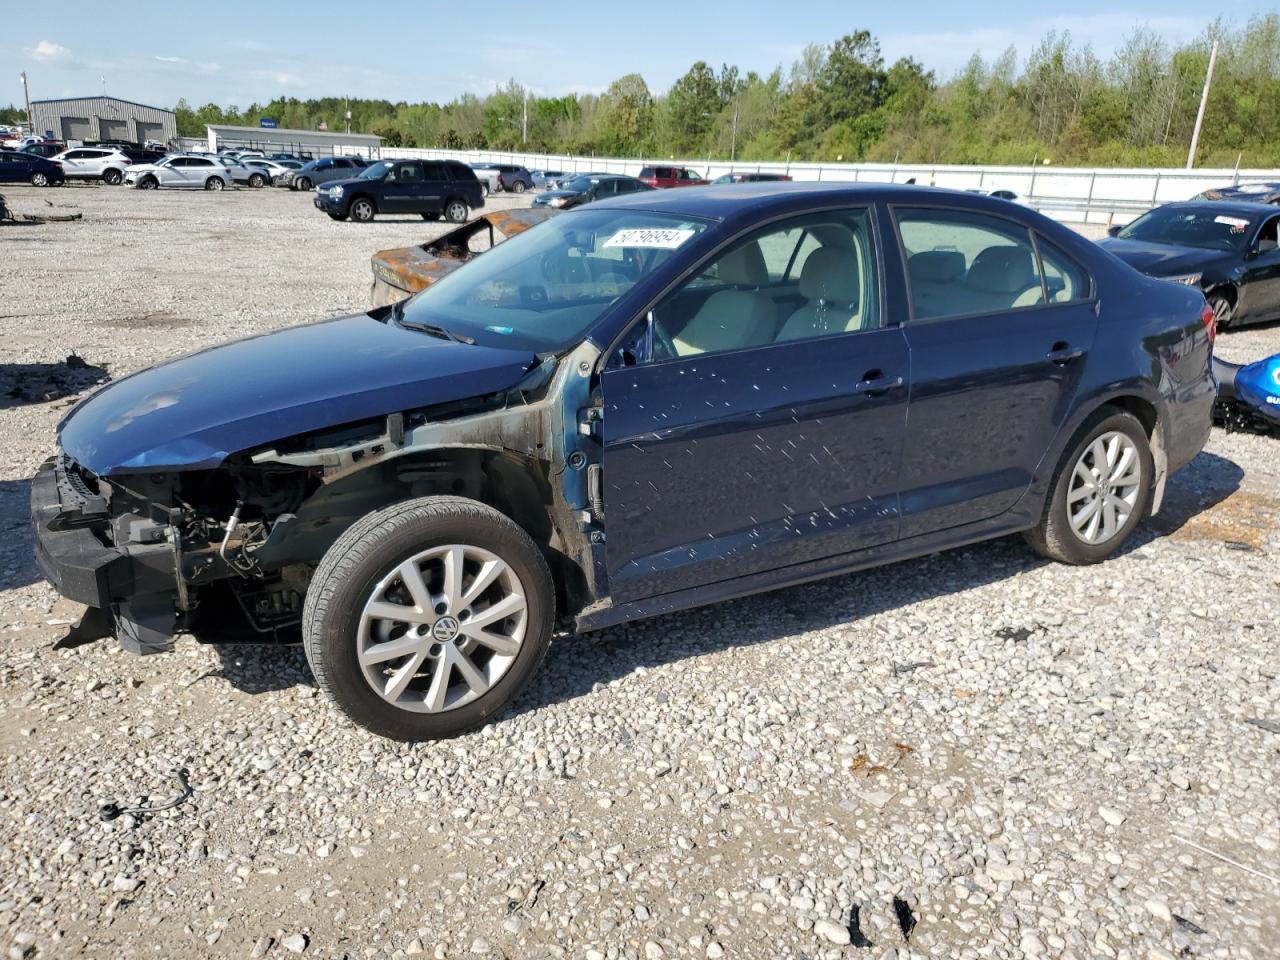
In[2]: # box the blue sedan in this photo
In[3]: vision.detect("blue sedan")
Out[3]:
[33,183,1214,740]
[0,149,65,186]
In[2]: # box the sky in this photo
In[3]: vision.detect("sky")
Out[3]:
[1,1,1269,110]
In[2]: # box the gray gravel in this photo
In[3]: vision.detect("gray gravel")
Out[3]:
[1,183,1278,959]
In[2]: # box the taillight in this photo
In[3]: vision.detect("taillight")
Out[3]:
[1201,302,1216,344]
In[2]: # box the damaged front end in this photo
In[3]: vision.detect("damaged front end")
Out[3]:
[371,208,561,307]
[33,339,606,656]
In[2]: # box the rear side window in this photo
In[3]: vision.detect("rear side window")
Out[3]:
[639,166,655,177]
[1036,237,1092,303]
[447,161,477,181]
[897,208,1046,320]
[422,162,446,180]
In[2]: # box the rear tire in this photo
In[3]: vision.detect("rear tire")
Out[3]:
[1024,408,1153,565]
[302,496,554,741]
[444,199,469,223]
[102,168,122,185]
[30,172,49,187]
[205,176,225,191]
[249,173,267,188]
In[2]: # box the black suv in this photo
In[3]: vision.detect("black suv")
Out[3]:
[314,159,485,223]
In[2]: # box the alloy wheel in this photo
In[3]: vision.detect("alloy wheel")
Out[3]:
[357,544,528,713]
[1066,430,1142,544]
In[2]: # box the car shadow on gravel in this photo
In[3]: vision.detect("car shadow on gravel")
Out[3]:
[0,478,38,591]
[515,450,1246,717]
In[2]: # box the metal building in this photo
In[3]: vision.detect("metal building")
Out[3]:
[204,124,384,159]
[30,96,177,145]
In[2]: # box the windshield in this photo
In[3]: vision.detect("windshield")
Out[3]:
[396,209,712,352]
[1117,207,1256,251]
[359,161,392,179]
[564,176,596,193]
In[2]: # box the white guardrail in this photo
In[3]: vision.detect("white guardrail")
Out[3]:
[380,146,1280,226]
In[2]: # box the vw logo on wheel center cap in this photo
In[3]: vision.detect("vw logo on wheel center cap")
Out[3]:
[432,617,461,642]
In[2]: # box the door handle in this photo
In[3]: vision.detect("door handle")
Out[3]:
[853,373,904,396]
[1047,342,1085,364]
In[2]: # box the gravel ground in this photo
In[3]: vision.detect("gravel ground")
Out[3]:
[0,184,1277,960]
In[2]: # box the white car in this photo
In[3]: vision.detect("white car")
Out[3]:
[241,157,301,187]
[123,154,233,191]
[49,147,134,185]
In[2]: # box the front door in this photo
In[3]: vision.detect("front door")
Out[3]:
[891,206,1100,538]
[380,162,416,213]
[1241,213,1280,321]
[600,207,909,603]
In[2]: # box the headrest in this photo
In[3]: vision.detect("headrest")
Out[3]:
[718,241,768,286]
[966,245,1036,293]
[799,247,858,304]
[909,249,965,283]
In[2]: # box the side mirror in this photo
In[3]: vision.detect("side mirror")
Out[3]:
[1106,225,1121,238]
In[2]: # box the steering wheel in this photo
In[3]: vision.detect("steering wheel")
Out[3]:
[651,317,680,360]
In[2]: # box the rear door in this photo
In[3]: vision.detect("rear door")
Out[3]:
[418,161,449,214]
[600,206,908,602]
[890,205,1099,538]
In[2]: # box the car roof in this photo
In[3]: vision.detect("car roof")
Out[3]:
[595,181,1027,221]
[1157,199,1278,217]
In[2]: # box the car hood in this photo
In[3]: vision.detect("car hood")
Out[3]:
[1097,237,1233,277]
[58,313,539,476]
[124,163,162,174]
[321,175,375,190]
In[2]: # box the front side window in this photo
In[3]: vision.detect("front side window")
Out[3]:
[649,208,879,359]
[397,209,711,352]
[897,208,1046,320]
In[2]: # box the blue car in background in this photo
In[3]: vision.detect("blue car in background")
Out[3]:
[0,149,65,186]
[32,184,1214,741]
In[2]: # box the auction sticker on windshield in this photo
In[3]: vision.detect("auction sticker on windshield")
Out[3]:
[604,228,696,249]
[1214,215,1250,232]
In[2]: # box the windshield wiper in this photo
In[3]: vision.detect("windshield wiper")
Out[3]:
[394,308,475,345]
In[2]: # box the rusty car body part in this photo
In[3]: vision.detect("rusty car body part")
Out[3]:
[370,207,560,307]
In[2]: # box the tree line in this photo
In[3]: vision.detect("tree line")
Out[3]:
[6,15,1279,167]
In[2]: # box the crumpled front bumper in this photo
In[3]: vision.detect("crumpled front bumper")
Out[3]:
[31,457,181,653]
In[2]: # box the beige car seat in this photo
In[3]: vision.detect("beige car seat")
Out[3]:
[672,242,775,356]
[776,246,865,341]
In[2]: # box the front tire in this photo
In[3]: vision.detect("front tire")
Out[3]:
[137,175,158,190]
[512,180,526,194]
[205,176,225,191]
[295,176,312,191]
[1207,292,1235,331]
[303,497,554,741]
[249,173,267,188]
[349,197,376,222]
[102,168,123,185]
[1024,409,1153,565]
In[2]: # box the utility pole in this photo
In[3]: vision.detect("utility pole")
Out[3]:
[345,97,351,134]
[19,71,32,135]
[730,99,738,164]
[1186,39,1218,170]
[522,88,528,146]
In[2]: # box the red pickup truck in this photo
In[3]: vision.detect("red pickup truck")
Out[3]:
[638,165,709,188]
